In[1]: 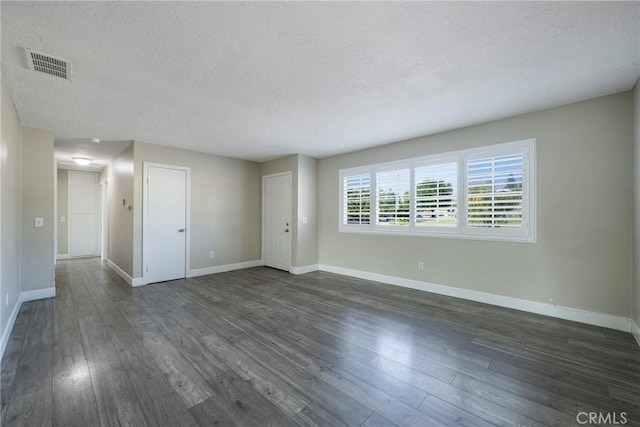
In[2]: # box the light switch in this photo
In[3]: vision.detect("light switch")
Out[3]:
[34,217,44,227]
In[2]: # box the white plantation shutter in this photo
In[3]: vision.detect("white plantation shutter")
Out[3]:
[466,153,523,229]
[376,169,410,226]
[338,139,535,242]
[414,162,457,227]
[343,173,371,225]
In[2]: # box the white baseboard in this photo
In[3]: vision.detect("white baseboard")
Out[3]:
[318,264,632,333]
[106,260,141,287]
[290,264,319,275]
[632,321,640,346]
[1,286,57,359]
[1,297,23,360]
[21,287,56,302]
[188,260,263,278]
[57,253,70,260]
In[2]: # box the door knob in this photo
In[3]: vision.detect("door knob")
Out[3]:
[178,228,186,233]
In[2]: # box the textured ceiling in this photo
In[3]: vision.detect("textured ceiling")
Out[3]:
[2,2,639,162]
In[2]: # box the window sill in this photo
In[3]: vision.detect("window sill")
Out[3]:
[338,227,536,243]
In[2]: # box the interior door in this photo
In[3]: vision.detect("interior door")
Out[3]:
[69,171,99,257]
[144,165,187,284]
[263,173,291,271]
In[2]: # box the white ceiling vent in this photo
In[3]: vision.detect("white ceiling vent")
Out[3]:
[24,48,71,80]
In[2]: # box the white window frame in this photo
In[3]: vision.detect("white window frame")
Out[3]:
[413,156,460,236]
[338,138,536,243]
[374,163,412,231]
[340,166,372,231]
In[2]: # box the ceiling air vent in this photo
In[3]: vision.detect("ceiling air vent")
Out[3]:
[24,48,71,80]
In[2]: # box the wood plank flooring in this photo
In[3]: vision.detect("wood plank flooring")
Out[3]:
[2,258,639,426]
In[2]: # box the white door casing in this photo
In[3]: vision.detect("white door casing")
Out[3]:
[143,163,190,285]
[262,172,292,271]
[68,171,99,257]
[101,180,108,262]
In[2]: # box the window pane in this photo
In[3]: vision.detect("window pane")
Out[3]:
[467,154,523,229]
[343,174,371,225]
[414,162,457,227]
[376,169,410,226]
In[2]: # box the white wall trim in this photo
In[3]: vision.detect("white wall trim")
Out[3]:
[57,253,70,260]
[1,297,23,360]
[21,287,56,302]
[632,320,640,346]
[318,264,633,333]
[107,259,132,285]
[54,157,58,265]
[100,180,109,262]
[290,264,319,275]
[188,260,263,278]
[107,259,134,286]
[131,277,146,287]
[1,287,56,359]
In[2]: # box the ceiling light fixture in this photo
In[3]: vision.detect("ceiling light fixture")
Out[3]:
[72,157,93,166]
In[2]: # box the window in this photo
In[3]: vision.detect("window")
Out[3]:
[414,162,457,228]
[467,154,523,229]
[376,168,410,227]
[343,173,371,225]
[339,139,535,242]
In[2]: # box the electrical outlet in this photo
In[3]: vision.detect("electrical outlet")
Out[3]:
[34,217,44,227]
[417,261,424,270]
[209,251,215,259]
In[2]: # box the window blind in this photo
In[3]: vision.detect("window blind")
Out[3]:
[467,154,523,229]
[414,162,457,227]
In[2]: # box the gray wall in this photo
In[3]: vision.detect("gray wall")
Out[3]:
[297,155,319,267]
[1,71,23,337]
[21,127,55,292]
[104,143,135,276]
[57,169,68,255]
[132,142,262,277]
[318,92,634,318]
[634,79,640,329]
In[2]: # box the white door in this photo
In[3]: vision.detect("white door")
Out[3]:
[144,164,188,284]
[263,173,291,271]
[69,171,99,257]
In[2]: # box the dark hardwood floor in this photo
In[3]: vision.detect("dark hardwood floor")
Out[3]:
[2,258,639,426]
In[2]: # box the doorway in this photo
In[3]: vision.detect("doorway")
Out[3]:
[262,172,292,271]
[143,162,190,284]
[68,171,100,257]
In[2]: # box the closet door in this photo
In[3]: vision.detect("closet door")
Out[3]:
[69,171,99,257]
